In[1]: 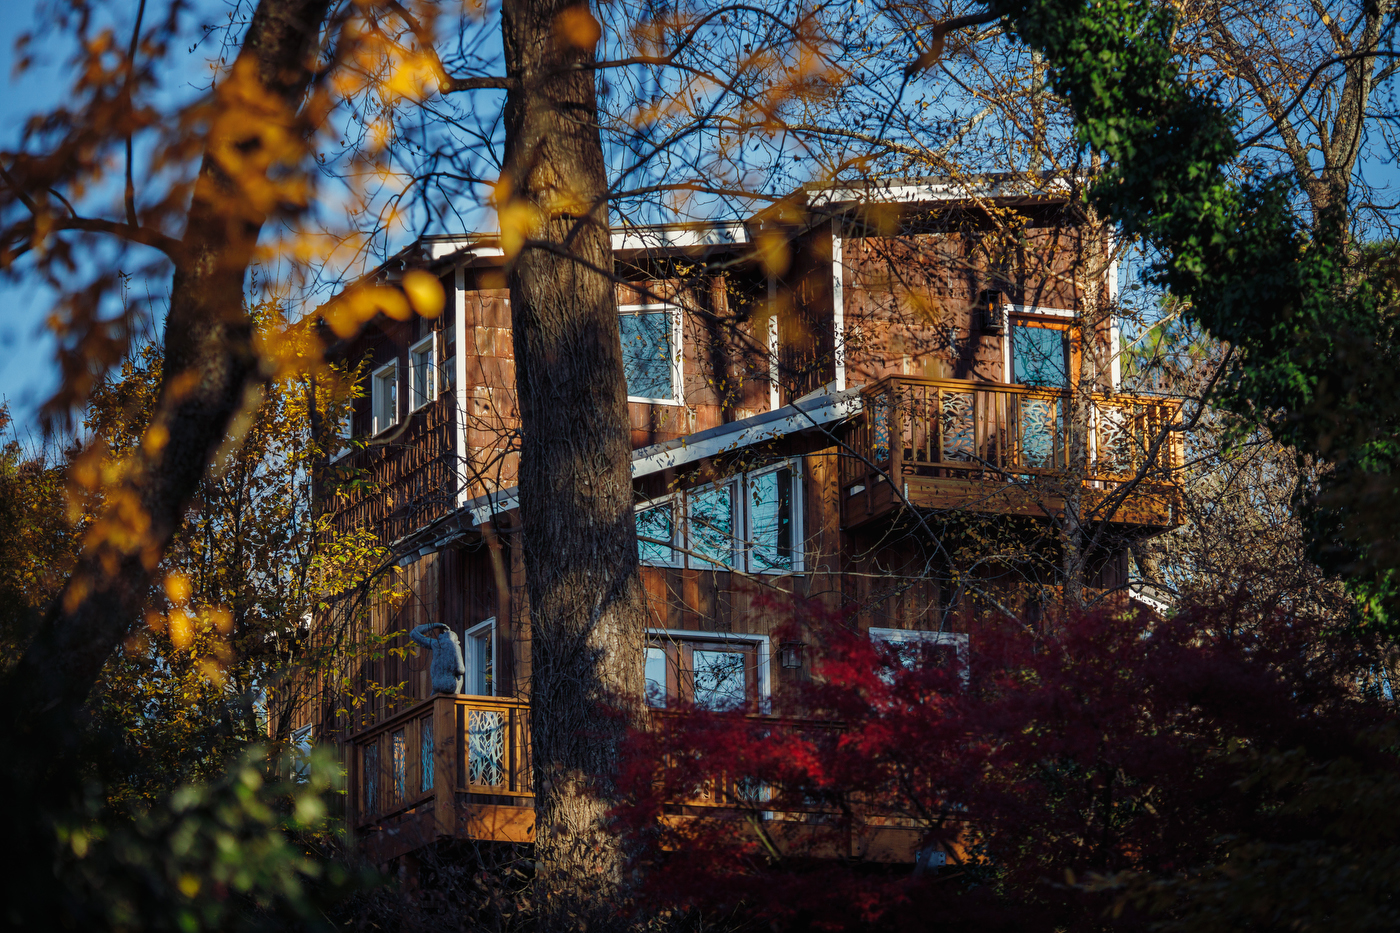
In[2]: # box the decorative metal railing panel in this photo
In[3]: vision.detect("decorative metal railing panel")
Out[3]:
[347,695,532,831]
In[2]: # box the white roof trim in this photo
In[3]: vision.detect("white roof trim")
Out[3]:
[611,222,749,251]
[463,383,862,527]
[807,177,1073,208]
[630,385,860,476]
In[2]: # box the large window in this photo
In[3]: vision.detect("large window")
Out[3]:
[636,496,679,566]
[688,483,736,569]
[645,630,769,711]
[620,304,682,404]
[372,360,399,434]
[635,461,802,573]
[409,334,437,411]
[1010,320,1070,389]
[746,464,796,572]
[869,627,969,686]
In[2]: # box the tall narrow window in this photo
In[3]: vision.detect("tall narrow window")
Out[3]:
[645,646,669,708]
[620,305,681,404]
[409,334,437,410]
[372,360,399,434]
[688,482,735,568]
[332,408,353,461]
[747,466,797,573]
[465,618,496,696]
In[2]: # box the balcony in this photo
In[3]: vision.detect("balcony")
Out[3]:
[347,695,533,864]
[345,698,928,864]
[838,376,1183,530]
[323,394,458,547]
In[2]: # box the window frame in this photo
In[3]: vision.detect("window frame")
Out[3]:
[619,303,684,406]
[742,460,804,575]
[464,617,496,697]
[408,333,438,412]
[1006,309,1079,391]
[645,628,772,712]
[868,627,969,687]
[331,406,353,462]
[371,359,400,435]
[684,478,739,570]
[635,494,683,568]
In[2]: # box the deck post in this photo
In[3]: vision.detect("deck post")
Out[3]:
[433,695,458,838]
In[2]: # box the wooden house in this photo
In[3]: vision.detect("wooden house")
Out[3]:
[304,178,1184,864]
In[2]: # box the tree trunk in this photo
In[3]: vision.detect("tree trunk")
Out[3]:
[0,0,331,916]
[500,0,649,925]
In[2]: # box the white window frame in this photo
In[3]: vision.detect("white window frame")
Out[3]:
[868,627,969,686]
[371,360,399,435]
[635,494,683,568]
[646,628,772,713]
[684,478,739,570]
[464,617,496,697]
[408,333,437,411]
[620,303,683,406]
[742,460,804,575]
[331,408,353,462]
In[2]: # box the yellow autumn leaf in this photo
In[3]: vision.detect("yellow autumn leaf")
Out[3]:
[556,5,602,49]
[402,269,445,318]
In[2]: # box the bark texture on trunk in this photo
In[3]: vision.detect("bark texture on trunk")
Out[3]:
[500,0,649,923]
[0,0,331,916]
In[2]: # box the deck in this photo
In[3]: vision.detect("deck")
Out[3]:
[838,375,1183,530]
[345,697,927,864]
[347,695,534,864]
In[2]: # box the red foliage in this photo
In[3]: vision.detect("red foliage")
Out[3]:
[615,600,1399,932]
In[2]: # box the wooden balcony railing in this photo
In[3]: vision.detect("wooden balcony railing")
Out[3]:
[346,694,531,853]
[323,393,458,547]
[838,375,1183,526]
[345,700,923,862]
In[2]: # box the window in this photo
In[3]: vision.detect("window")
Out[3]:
[372,360,399,434]
[645,630,770,711]
[331,408,353,461]
[636,497,680,566]
[409,334,437,410]
[1010,320,1070,389]
[746,465,797,573]
[620,304,682,404]
[869,628,969,687]
[645,646,669,708]
[464,618,496,696]
[635,461,804,573]
[688,482,736,568]
[291,724,314,780]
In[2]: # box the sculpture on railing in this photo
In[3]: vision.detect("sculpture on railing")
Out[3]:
[410,623,465,694]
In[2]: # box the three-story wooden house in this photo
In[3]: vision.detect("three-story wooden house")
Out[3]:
[303,178,1183,864]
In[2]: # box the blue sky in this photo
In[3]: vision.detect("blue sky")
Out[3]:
[0,0,66,431]
[1,3,1396,434]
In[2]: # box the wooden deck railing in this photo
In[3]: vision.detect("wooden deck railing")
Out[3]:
[346,694,531,836]
[323,393,458,547]
[345,700,926,861]
[838,375,1182,496]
